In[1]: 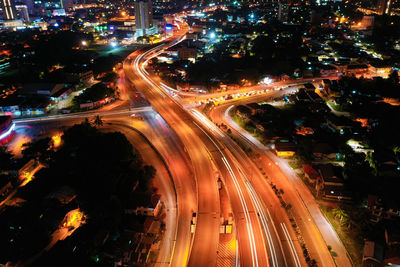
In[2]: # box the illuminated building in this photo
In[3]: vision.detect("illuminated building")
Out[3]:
[274,142,296,157]
[377,0,392,15]
[277,2,289,23]
[0,115,15,145]
[1,0,17,20]
[361,15,374,28]
[135,0,157,37]
[44,0,62,10]
[32,0,45,17]
[15,4,29,22]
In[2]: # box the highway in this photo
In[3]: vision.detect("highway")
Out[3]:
[129,22,351,266]
[193,107,305,267]
[125,31,222,267]
[159,76,339,105]
[209,93,353,267]
[7,17,353,267]
[122,21,291,267]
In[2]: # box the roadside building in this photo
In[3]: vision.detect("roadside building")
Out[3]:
[319,64,339,76]
[312,143,339,160]
[316,164,351,200]
[326,115,354,134]
[368,62,392,77]
[125,193,161,217]
[177,47,197,61]
[346,64,369,75]
[362,241,384,267]
[64,68,94,84]
[274,141,296,157]
[302,164,319,184]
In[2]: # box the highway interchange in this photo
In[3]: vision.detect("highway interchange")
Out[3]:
[11,19,352,267]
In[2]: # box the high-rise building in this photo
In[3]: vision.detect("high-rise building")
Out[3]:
[277,2,289,23]
[135,0,157,37]
[1,0,17,20]
[15,3,29,21]
[377,0,392,15]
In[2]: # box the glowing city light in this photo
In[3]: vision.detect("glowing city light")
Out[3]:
[261,77,273,85]
[63,209,85,229]
[0,123,15,141]
[52,134,62,148]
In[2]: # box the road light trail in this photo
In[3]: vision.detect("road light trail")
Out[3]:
[192,120,260,267]
[281,222,301,267]
[221,156,258,267]
[191,109,224,138]
[128,24,269,266]
[246,180,279,267]
[14,107,153,123]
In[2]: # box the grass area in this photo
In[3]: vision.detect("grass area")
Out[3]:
[232,114,246,128]
[232,114,261,136]
[326,100,344,112]
[288,159,302,169]
[319,205,363,267]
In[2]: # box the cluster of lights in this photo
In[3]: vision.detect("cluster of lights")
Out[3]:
[260,77,273,85]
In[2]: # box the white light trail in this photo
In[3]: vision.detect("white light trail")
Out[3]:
[193,121,260,267]
[0,123,15,141]
[281,223,301,267]
[222,156,259,267]
[191,109,224,137]
[133,27,269,267]
[246,180,278,267]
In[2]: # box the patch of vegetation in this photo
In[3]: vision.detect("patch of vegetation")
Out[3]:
[72,83,115,107]
[320,205,368,267]
[0,122,156,265]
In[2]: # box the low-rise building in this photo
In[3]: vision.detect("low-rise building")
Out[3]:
[362,241,384,267]
[346,64,369,75]
[125,193,162,217]
[312,143,339,160]
[326,115,354,134]
[274,141,296,157]
[319,64,339,76]
[65,69,94,84]
[368,62,392,77]
[302,164,319,184]
[316,164,351,200]
[177,47,197,60]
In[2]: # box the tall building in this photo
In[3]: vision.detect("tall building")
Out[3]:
[277,2,289,23]
[135,0,157,37]
[377,0,392,15]
[15,3,29,21]
[1,0,17,20]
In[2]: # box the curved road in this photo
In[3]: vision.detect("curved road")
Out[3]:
[210,93,353,267]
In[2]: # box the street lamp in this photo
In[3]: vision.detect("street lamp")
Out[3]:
[209,32,216,39]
